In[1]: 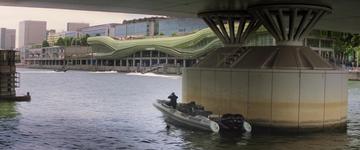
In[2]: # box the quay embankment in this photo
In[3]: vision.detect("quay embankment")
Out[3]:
[349,71,360,81]
[24,64,183,74]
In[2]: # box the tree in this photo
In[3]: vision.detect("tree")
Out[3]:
[63,37,73,47]
[334,33,360,67]
[42,40,50,47]
[76,39,81,45]
[71,38,77,46]
[80,34,90,46]
[55,37,65,46]
[95,33,101,36]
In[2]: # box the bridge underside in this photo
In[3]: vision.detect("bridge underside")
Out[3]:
[1,0,360,33]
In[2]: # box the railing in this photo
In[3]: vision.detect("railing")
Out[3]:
[217,48,249,67]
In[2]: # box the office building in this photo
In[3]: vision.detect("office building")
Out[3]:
[158,18,207,36]
[18,20,47,48]
[115,17,164,38]
[0,28,16,50]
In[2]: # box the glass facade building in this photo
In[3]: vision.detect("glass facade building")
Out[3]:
[158,18,207,36]
[79,24,118,37]
[115,22,151,38]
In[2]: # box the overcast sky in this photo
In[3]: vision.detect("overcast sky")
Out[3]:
[0,6,154,31]
[0,6,155,47]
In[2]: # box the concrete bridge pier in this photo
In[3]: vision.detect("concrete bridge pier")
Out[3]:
[0,50,17,98]
[182,4,348,132]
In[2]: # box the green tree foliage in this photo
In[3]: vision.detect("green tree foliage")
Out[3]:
[334,33,360,65]
[55,34,90,47]
[80,34,90,46]
[71,38,76,46]
[55,37,65,46]
[63,37,73,47]
[42,40,50,47]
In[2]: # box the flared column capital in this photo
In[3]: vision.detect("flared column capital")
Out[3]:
[198,11,261,46]
[249,4,332,46]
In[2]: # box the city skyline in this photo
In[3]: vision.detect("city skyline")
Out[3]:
[0,6,155,47]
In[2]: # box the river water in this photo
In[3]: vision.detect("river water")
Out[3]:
[0,68,359,150]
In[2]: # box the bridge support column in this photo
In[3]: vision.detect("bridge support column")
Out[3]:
[182,4,347,132]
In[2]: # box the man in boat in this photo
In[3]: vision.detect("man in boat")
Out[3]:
[168,92,178,109]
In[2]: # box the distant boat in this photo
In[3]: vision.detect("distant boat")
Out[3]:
[54,68,67,72]
[92,70,117,73]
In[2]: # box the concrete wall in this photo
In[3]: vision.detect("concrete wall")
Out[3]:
[182,68,348,130]
[349,71,360,80]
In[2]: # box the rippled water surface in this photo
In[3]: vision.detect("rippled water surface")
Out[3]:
[0,68,360,149]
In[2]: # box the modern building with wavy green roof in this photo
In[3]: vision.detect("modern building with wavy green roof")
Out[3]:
[24,26,334,74]
[71,28,223,73]
[87,28,223,59]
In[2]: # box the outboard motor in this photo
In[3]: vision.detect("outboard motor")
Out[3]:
[218,114,251,133]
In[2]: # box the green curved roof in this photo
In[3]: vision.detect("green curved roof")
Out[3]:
[87,28,223,59]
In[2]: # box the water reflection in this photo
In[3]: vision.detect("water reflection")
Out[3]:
[175,129,349,150]
[347,81,360,149]
[160,82,360,150]
[0,102,19,149]
[1,68,359,149]
[0,102,18,118]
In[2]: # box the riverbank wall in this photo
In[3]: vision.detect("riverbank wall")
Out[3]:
[25,64,183,74]
[349,71,360,81]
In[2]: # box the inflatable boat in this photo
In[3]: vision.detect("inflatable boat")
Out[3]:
[153,99,220,132]
[153,99,252,133]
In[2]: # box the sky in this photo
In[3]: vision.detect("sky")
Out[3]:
[0,6,155,47]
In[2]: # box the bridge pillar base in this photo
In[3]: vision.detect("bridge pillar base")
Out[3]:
[182,46,348,132]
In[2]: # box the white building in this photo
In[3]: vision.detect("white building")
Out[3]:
[67,22,89,32]
[47,31,65,46]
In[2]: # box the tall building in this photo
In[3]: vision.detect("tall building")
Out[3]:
[67,22,89,32]
[0,28,16,50]
[18,20,47,48]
